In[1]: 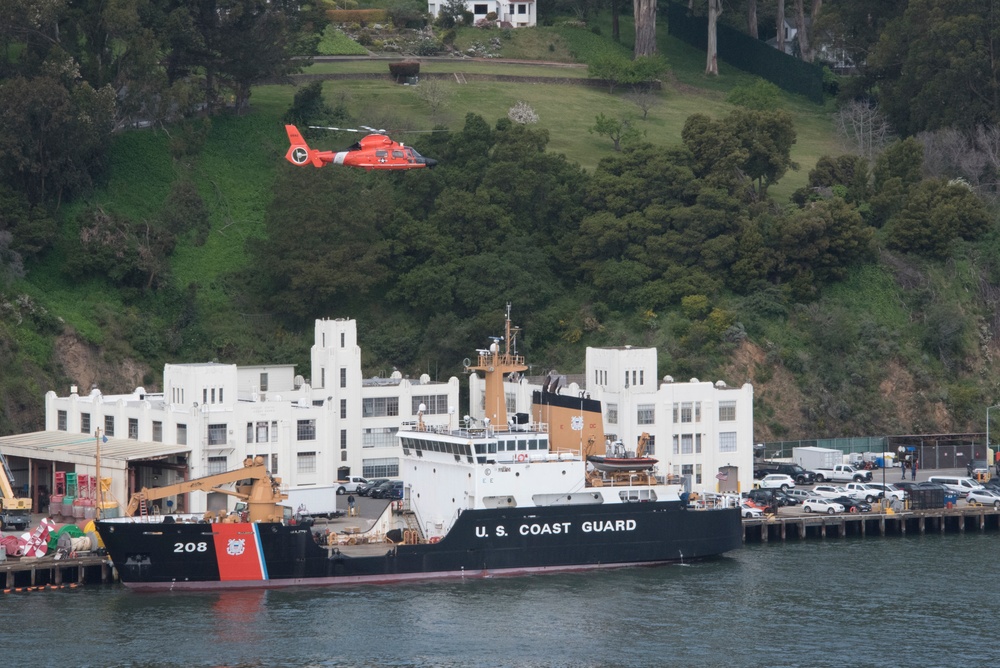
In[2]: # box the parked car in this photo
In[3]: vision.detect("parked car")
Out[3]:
[802,498,846,514]
[358,478,389,497]
[829,496,872,513]
[965,488,1000,508]
[369,479,399,499]
[812,485,851,499]
[385,480,405,500]
[754,462,818,485]
[741,503,765,519]
[746,488,795,508]
[966,459,990,477]
[865,482,907,501]
[926,475,984,498]
[784,488,817,503]
[758,474,796,491]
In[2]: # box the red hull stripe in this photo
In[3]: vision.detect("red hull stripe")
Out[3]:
[211,524,266,582]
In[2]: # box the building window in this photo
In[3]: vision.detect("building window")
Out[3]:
[719,401,736,421]
[341,429,347,449]
[340,367,347,388]
[719,432,737,452]
[297,419,316,441]
[681,434,693,454]
[694,402,701,422]
[696,463,702,484]
[637,404,655,425]
[57,410,67,431]
[413,395,448,414]
[680,402,693,423]
[211,388,216,404]
[256,421,269,443]
[247,422,254,443]
[271,454,278,474]
[321,367,325,388]
[153,421,162,442]
[474,3,487,12]
[271,421,278,442]
[105,415,115,436]
[207,456,228,475]
[128,418,138,439]
[81,413,91,434]
[362,457,400,478]
[505,392,517,415]
[607,404,618,425]
[363,397,399,418]
[682,464,693,478]
[260,372,268,392]
[341,332,345,347]
[643,434,656,455]
[177,423,187,445]
[203,388,208,405]
[219,387,223,403]
[297,451,317,474]
[342,451,348,462]
[208,424,227,446]
[672,435,679,454]
[695,433,702,453]
[341,399,347,419]
[363,427,398,448]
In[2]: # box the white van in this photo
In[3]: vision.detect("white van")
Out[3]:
[926,476,984,498]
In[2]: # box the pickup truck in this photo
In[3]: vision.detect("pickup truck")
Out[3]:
[813,465,873,483]
[334,476,369,495]
[844,482,884,503]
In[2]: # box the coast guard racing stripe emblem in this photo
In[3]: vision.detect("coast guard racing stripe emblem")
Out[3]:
[211,524,266,582]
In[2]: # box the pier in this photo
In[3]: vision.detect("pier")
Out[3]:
[743,505,1000,542]
[1,554,114,591]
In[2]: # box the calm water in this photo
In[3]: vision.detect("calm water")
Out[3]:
[3,533,997,667]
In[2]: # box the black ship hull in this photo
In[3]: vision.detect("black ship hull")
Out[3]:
[97,502,742,591]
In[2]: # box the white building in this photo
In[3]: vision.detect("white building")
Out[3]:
[4,321,751,516]
[470,345,754,494]
[32,318,459,515]
[428,0,537,28]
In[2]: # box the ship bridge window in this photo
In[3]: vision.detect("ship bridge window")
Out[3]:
[475,443,486,454]
[528,438,539,450]
[488,442,497,454]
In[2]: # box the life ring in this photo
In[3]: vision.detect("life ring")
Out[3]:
[517,453,527,462]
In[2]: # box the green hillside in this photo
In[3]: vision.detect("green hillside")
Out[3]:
[3,9,1000,445]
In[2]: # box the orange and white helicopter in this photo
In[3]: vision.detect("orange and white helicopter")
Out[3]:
[284,124,438,171]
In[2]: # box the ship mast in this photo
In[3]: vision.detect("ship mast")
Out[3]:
[467,304,527,427]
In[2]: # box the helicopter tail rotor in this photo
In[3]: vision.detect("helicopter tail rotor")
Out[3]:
[285,125,334,168]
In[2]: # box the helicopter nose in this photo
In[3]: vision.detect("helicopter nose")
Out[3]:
[422,158,438,168]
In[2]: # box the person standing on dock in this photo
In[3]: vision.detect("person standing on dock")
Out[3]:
[348,494,356,517]
[912,459,917,480]
[901,461,907,480]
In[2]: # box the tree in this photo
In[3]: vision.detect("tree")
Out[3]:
[624,90,660,119]
[634,0,657,57]
[590,113,642,151]
[508,101,539,124]
[706,0,722,76]
[835,100,893,162]
[885,179,992,259]
[416,79,450,118]
[793,0,823,63]
[726,79,782,111]
[867,0,1000,134]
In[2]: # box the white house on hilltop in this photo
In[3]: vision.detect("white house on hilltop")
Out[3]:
[428,0,537,28]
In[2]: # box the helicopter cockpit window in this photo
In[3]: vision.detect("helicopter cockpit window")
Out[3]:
[375,150,388,157]
[405,148,416,162]
[392,150,404,158]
